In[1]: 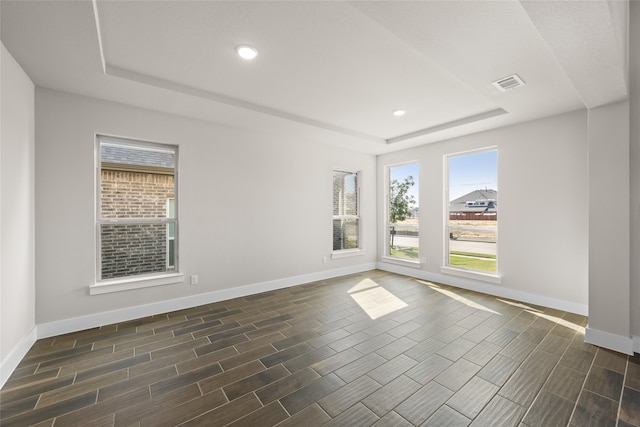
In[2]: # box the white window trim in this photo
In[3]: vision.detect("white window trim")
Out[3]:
[444,147,500,278]
[440,266,501,284]
[90,272,185,295]
[332,169,362,253]
[331,248,363,259]
[381,256,423,269]
[94,134,181,294]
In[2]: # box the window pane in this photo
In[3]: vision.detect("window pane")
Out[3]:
[97,136,179,282]
[167,198,176,220]
[100,223,174,279]
[168,237,175,268]
[333,219,359,250]
[333,171,358,216]
[447,149,497,272]
[388,223,419,260]
[100,142,175,219]
[332,170,360,252]
[449,229,496,272]
[388,163,419,259]
[167,198,175,268]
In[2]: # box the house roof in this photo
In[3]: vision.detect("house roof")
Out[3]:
[101,143,175,169]
[450,189,498,213]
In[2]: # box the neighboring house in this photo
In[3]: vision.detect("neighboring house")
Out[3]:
[100,143,176,279]
[449,189,497,220]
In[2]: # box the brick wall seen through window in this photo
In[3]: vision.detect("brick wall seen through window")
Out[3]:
[97,137,178,281]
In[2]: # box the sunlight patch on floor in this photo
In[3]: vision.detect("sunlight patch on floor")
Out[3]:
[417,280,501,315]
[528,311,586,334]
[348,278,408,320]
[496,298,543,313]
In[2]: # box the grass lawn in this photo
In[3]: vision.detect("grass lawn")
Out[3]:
[449,255,496,272]
[389,247,496,272]
[390,246,419,260]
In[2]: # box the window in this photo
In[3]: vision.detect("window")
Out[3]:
[386,163,419,261]
[96,136,178,283]
[445,148,497,274]
[167,198,175,268]
[333,170,360,252]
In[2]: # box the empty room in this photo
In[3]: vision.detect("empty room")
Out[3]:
[1,1,639,426]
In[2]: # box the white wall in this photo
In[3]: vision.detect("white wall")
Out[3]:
[34,88,376,326]
[0,43,36,385]
[630,0,640,345]
[377,110,589,314]
[586,100,632,354]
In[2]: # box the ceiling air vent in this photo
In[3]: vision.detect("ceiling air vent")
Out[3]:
[492,74,525,92]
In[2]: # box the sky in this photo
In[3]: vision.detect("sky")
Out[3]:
[389,163,420,206]
[388,151,497,206]
[448,150,498,200]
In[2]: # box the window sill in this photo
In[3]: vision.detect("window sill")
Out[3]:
[90,272,185,295]
[331,249,364,260]
[381,256,422,269]
[440,266,501,284]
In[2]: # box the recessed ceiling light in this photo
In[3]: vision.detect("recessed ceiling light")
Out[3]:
[236,44,258,60]
[393,109,406,117]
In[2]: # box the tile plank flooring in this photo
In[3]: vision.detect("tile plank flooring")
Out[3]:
[1,270,639,426]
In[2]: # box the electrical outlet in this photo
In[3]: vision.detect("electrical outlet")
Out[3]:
[190,275,199,285]
[322,256,328,264]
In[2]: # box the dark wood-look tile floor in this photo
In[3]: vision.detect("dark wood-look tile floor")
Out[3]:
[1,270,639,426]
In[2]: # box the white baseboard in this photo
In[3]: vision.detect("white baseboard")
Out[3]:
[634,335,640,354]
[585,326,634,355]
[376,262,589,316]
[2,263,375,386]
[37,263,377,339]
[1,326,37,389]
[4,262,624,390]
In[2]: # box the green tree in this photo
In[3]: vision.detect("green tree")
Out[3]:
[389,175,416,249]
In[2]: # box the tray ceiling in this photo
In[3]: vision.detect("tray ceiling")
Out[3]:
[0,0,628,154]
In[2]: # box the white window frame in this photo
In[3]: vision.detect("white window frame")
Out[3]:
[382,162,421,268]
[92,135,183,295]
[331,169,363,259]
[441,147,500,283]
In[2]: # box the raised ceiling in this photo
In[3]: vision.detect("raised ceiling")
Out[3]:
[0,1,628,154]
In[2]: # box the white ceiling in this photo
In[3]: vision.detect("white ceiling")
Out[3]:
[0,0,628,154]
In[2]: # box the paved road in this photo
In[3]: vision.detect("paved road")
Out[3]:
[393,235,496,255]
[450,239,496,255]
